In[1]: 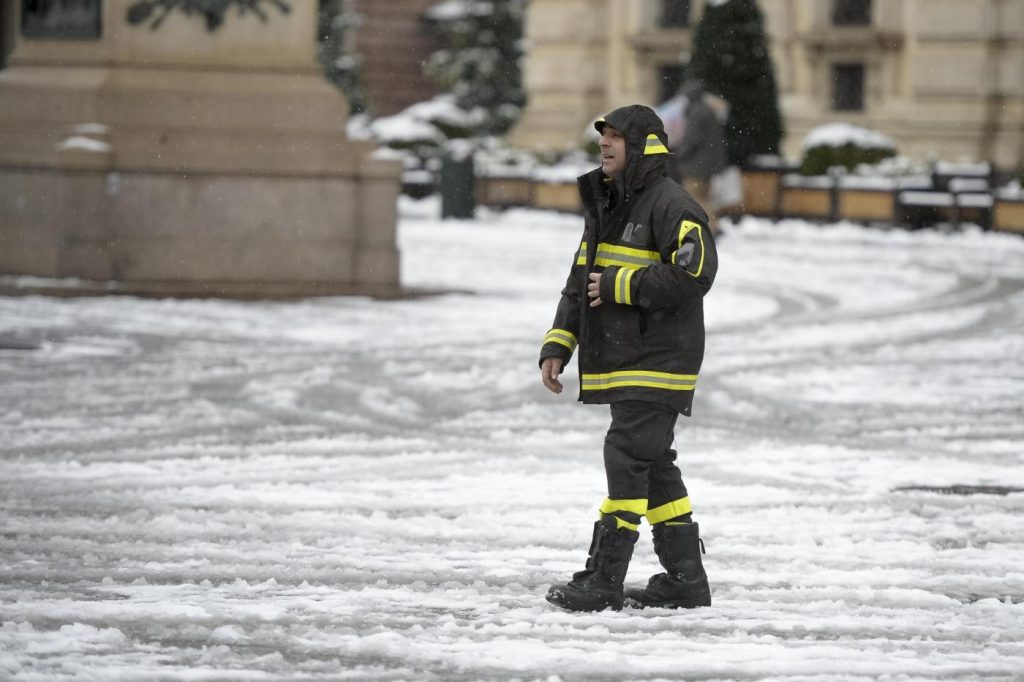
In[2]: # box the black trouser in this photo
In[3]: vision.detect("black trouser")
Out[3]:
[599,400,692,529]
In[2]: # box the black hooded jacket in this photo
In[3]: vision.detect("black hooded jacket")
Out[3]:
[539,105,717,416]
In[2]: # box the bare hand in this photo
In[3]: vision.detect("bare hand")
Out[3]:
[588,272,603,307]
[541,357,564,394]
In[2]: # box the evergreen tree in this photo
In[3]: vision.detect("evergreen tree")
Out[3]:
[424,0,527,136]
[317,0,368,114]
[688,0,783,165]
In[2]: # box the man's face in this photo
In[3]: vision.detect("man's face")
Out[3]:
[599,125,627,177]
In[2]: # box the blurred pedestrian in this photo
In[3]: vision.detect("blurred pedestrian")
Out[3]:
[539,104,717,612]
[674,79,729,234]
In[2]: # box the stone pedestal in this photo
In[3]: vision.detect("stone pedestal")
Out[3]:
[0,0,401,297]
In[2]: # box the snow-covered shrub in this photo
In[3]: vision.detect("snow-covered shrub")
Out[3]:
[800,123,896,175]
[368,95,485,152]
[424,0,526,136]
[398,96,487,140]
[474,138,536,178]
[369,115,445,152]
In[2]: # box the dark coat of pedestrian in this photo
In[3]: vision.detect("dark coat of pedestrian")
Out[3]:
[674,80,729,181]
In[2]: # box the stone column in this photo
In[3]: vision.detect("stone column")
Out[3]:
[507,0,611,152]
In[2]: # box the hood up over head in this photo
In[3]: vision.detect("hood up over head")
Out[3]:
[593,104,672,196]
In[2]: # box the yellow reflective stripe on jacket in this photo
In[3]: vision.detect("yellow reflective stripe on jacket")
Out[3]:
[646,497,693,524]
[614,267,636,305]
[600,497,649,516]
[644,133,669,155]
[582,370,698,392]
[673,219,705,277]
[596,243,659,269]
[577,242,660,269]
[542,328,577,352]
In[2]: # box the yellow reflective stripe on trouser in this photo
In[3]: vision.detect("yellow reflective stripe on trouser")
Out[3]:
[614,267,636,305]
[644,133,669,155]
[599,498,648,516]
[542,328,577,352]
[600,498,648,532]
[647,497,693,524]
[613,517,639,531]
[581,370,698,391]
[673,219,705,278]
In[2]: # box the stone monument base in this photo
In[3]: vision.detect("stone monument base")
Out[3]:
[0,62,401,298]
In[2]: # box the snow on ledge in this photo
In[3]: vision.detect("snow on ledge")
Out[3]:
[899,191,954,207]
[838,176,896,190]
[56,136,110,154]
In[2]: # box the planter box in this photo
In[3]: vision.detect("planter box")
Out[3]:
[993,197,1024,234]
[532,181,582,213]
[956,193,993,230]
[837,189,895,223]
[475,176,532,207]
[740,169,780,216]
[780,175,833,220]
[897,191,956,228]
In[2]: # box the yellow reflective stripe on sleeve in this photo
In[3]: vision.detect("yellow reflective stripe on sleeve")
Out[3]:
[614,267,636,305]
[646,497,693,524]
[542,328,577,352]
[644,133,669,155]
[576,241,587,266]
[673,219,705,277]
[582,370,698,392]
[599,497,649,516]
[594,243,660,269]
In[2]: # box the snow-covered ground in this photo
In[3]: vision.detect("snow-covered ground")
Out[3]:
[2,197,1023,680]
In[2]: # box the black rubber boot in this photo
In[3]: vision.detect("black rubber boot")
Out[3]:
[546,515,639,612]
[623,521,711,609]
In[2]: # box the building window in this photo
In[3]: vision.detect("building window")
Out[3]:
[832,63,865,111]
[658,64,686,105]
[21,0,101,40]
[831,0,872,26]
[658,0,690,29]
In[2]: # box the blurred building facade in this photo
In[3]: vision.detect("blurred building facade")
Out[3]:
[0,0,401,296]
[349,0,442,116]
[510,0,1024,170]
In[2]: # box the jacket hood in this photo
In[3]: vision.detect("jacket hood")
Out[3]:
[593,104,671,195]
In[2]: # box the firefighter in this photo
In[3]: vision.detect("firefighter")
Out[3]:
[540,104,717,612]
